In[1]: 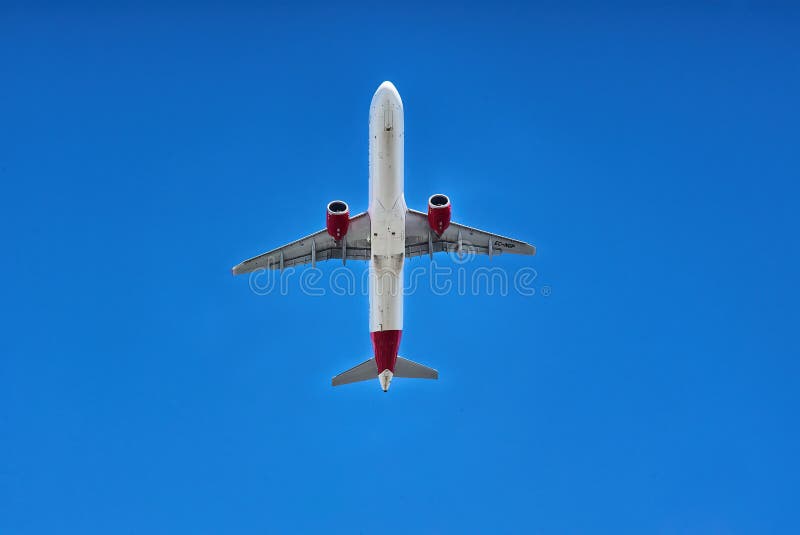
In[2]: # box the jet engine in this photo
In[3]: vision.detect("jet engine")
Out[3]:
[326,200,350,240]
[427,194,451,235]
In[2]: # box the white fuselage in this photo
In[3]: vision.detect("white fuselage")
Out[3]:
[368,82,406,336]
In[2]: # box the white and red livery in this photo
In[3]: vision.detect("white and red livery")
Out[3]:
[232,81,536,391]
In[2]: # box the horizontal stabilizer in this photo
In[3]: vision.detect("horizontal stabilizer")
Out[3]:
[331,356,438,389]
[331,358,376,386]
[395,356,438,380]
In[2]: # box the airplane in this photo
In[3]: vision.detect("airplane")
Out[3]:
[232,81,536,392]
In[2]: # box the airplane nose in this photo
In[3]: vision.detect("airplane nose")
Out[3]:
[376,80,398,95]
[372,80,403,108]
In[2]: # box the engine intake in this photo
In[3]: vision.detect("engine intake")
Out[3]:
[427,194,451,235]
[326,200,350,240]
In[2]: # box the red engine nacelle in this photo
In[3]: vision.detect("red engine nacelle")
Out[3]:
[427,194,451,235]
[326,200,350,240]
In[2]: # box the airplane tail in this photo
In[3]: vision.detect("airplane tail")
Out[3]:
[331,356,438,391]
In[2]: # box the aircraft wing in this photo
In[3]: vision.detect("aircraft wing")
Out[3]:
[232,212,371,275]
[405,208,535,259]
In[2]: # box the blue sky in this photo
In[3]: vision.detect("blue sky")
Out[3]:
[2,2,799,533]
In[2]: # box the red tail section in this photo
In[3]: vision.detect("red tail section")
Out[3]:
[371,330,402,373]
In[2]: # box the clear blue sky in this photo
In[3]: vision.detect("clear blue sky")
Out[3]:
[2,3,799,533]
